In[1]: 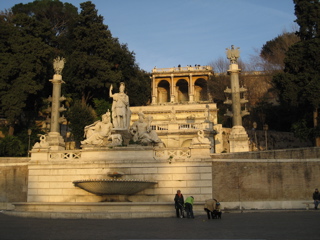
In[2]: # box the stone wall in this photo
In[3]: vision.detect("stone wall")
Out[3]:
[0,148,319,211]
[0,158,28,209]
[27,148,212,203]
[210,147,320,209]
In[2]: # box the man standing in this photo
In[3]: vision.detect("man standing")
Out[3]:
[174,190,184,218]
[313,188,320,209]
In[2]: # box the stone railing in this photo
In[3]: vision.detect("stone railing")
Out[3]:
[154,148,191,159]
[150,124,168,131]
[150,123,202,132]
[152,65,213,73]
[49,151,81,160]
[178,123,201,130]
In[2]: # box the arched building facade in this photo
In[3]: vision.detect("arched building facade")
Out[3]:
[151,65,214,104]
[130,65,224,153]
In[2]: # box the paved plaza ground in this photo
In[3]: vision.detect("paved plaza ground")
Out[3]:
[0,210,318,240]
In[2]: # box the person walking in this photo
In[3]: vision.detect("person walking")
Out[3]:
[185,196,194,219]
[174,190,184,218]
[313,188,320,209]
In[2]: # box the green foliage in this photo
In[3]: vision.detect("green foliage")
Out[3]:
[125,69,151,106]
[0,136,25,157]
[63,1,122,104]
[0,12,54,134]
[271,1,320,142]
[260,32,299,69]
[291,119,313,141]
[92,98,112,118]
[294,0,320,40]
[0,0,149,141]
[66,100,96,148]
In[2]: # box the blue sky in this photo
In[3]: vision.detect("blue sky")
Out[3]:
[1,0,297,72]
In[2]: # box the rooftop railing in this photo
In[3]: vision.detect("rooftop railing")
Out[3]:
[152,65,213,73]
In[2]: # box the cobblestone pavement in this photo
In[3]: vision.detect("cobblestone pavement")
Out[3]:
[0,211,318,240]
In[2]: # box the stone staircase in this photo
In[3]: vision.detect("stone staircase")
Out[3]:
[3,202,205,219]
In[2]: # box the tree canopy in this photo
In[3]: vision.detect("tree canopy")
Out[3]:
[0,0,150,142]
[272,0,320,144]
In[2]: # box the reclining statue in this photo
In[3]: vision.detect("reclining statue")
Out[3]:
[81,111,113,146]
[130,111,162,146]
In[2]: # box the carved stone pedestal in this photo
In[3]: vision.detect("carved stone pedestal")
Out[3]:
[112,128,132,146]
[190,145,211,158]
[229,126,249,152]
[46,132,65,150]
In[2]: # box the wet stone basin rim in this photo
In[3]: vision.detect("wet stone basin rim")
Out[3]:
[73,179,157,195]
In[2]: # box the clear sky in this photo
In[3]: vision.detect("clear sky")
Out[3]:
[1,0,297,72]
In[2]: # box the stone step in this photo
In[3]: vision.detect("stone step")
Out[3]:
[3,202,205,219]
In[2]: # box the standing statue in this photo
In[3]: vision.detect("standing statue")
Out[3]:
[130,111,162,145]
[81,111,113,145]
[226,45,240,64]
[109,82,131,129]
[53,56,66,75]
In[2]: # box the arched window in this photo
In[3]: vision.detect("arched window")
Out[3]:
[157,80,170,103]
[176,79,189,103]
[194,78,208,101]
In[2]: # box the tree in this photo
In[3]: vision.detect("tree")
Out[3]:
[260,31,299,71]
[63,1,151,107]
[272,0,320,145]
[66,100,96,148]
[0,11,54,135]
[294,0,320,40]
[0,0,78,136]
[0,136,25,156]
[63,1,122,105]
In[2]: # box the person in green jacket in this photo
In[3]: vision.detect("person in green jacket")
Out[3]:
[184,196,194,218]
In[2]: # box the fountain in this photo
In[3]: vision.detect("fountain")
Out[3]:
[73,172,157,196]
[15,61,214,219]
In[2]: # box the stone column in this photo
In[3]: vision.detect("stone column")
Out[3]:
[225,46,249,152]
[170,74,175,103]
[188,73,194,103]
[151,75,157,105]
[46,57,66,150]
[228,64,242,126]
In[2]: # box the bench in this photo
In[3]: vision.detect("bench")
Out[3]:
[302,202,314,210]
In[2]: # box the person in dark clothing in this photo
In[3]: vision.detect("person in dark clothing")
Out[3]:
[313,188,320,209]
[174,190,184,218]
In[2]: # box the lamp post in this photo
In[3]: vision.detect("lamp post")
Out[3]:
[27,129,32,157]
[253,122,257,151]
[263,124,268,150]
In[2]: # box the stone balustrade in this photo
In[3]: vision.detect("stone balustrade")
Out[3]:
[152,65,213,73]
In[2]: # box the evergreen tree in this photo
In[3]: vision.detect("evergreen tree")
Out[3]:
[66,100,96,148]
[0,10,53,135]
[63,1,122,105]
[64,1,151,106]
[0,0,78,136]
[272,0,320,144]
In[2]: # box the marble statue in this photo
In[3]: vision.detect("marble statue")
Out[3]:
[109,82,131,129]
[81,111,113,145]
[53,57,66,75]
[192,130,211,145]
[130,111,162,145]
[226,45,240,64]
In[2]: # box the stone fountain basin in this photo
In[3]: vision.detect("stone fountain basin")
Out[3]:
[73,179,157,195]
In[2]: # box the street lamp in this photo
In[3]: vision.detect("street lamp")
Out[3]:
[253,122,258,151]
[27,129,32,157]
[263,124,268,150]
